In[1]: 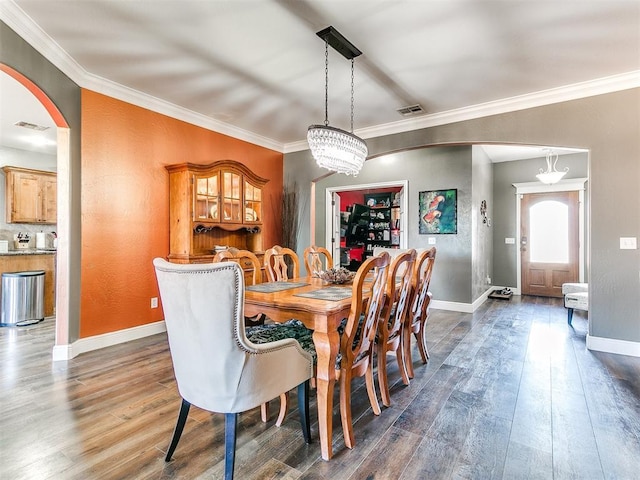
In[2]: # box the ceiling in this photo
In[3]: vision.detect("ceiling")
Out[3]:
[1,0,638,159]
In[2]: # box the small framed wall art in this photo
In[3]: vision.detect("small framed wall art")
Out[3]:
[419,189,457,234]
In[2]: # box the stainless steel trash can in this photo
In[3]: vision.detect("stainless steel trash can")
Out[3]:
[0,270,45,326]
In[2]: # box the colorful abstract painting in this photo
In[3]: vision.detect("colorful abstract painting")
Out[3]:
[419,189,457,234]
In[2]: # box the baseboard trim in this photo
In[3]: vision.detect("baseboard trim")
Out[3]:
[431,286,522,313]
[472,287,494,311]
[586,334,640,357]
[52,343,73,361]
[429,287,496,313]
[52,320,167,361]
[430,300,471,313]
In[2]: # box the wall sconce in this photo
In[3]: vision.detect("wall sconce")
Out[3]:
[480,200,490,226]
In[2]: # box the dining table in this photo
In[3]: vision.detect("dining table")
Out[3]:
[243,276,355,461]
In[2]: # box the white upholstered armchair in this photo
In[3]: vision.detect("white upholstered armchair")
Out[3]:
[153,258,313,480]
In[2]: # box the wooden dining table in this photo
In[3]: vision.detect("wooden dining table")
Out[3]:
[243,276,354,461]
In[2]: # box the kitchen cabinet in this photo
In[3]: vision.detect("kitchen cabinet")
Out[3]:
[165,160,268,263]
[3,167,57,224]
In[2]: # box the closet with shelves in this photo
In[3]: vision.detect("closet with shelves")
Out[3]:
[341,190,402,267]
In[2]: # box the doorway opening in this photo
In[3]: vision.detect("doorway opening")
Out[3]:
[514,177,587,296]
[325,181,408,271]
[0,65,71,356]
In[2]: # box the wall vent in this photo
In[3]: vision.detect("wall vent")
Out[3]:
[396,104,424,116]
[14,121,49,131]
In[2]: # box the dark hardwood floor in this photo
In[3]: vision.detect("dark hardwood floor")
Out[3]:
[1,296,639,479]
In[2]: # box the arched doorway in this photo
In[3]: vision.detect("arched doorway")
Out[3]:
[0,64,71,354]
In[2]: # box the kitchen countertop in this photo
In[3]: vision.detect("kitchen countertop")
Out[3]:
[0,249,57,256]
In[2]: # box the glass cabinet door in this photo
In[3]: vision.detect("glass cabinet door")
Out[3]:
[222,171,242,222]
[244,180,262,223]
[194,174,219,221]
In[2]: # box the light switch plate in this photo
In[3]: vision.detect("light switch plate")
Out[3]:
[428,237,436,245]
[620,237,637,249]
[505,237,515,244]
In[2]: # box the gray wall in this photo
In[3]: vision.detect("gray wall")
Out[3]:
[492,153,589,288]
[286,88,640,344]
[1,21,82,342]
[315,146,474,304]
[471,146,493,300]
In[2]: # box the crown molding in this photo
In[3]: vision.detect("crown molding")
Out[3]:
[82,72,283,152]
[0,2,284,152]
[4,2,638,156]
[286,70,640,153]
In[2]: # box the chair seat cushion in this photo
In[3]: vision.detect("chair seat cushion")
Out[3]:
[562,283,588,294]
[246,320,317,363]
[565,291,588,311]
[246,316,367,369]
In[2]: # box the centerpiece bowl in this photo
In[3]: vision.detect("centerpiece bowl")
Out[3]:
[317,267,356,285]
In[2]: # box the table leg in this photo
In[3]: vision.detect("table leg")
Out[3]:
[312,328,339,460]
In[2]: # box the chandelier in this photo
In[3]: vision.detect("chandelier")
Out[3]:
[536,148,568,185]
[307,27,368,176]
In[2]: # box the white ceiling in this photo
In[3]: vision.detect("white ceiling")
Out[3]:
[1,0,638,159]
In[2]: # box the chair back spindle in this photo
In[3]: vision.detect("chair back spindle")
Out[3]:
[264,245,300,281]
[303,245,333,276]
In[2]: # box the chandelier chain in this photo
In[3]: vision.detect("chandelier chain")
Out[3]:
[324,40,329,127]
[350,59,355,133]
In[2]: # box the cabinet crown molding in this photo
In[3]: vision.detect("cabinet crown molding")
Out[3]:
[164,160,268,187]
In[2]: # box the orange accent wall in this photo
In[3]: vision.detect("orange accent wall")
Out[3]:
[80,90,283,337]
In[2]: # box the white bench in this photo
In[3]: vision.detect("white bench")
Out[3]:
[562,283,588,325]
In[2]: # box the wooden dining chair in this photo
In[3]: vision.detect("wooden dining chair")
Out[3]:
[212,247,293,426]
[403,247,436,379]
[303,245,333,276]
[213,247,263,287]
[376,249,417,407]
[153,259,313,480]
[337,251,390,448]
[264,245,300,281]
[251,251,390,450]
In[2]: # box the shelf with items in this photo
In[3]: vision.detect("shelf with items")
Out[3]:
[165,160,268,263]
[363,193,393,255]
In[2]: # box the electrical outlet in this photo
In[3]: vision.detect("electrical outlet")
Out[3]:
[620,237,637,250]
[505,237,515,244]
[486,276,491,284]
[151,297,158,309]
[428,237,436,245]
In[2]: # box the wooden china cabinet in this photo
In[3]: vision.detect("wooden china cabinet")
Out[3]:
[165,160,268,264]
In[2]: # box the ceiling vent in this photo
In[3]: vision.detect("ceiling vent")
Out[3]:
[14,121,49,131]
[396,104,424,116]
